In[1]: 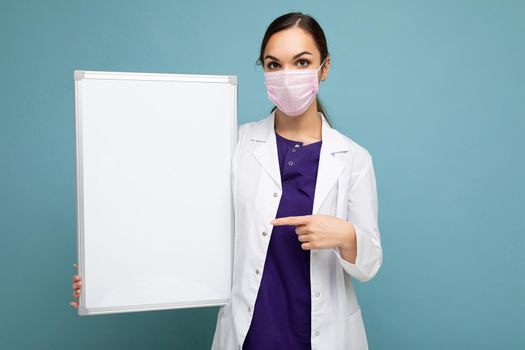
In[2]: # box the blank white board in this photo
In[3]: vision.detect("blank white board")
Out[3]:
[73,70,237,316]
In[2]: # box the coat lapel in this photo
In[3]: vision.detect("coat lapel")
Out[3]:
[250,109,349,215]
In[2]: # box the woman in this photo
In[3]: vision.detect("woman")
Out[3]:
[71,12,382,350]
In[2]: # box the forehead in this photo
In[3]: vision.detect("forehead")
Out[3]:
[264,27,319,59]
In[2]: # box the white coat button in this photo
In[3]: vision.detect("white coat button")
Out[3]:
[248,305,252,312]
[255,269,260,275]
[262,231,267,236]
[315,291,320,297]
[315,330,320,336]
[312,251,317,257]
[288,161,294,166]
[273,192,279,197]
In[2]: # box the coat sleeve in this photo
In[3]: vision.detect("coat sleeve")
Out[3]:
[231,122,249,267]
[332,150,383,282]
[232,123,249,205]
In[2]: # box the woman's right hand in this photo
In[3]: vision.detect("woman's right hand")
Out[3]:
[70,263,81,309]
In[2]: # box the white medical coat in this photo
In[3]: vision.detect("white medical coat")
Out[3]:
[211,110,383,350]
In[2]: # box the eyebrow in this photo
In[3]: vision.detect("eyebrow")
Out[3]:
[264,51,313,61]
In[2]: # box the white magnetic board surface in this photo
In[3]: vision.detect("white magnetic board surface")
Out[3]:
[74,70,237,316]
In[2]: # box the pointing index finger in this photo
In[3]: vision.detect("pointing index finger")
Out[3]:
[271,215,310,226]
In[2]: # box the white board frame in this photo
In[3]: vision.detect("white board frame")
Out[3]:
[73,70,237,316]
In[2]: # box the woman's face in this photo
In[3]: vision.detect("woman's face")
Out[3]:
[263,27,329,81]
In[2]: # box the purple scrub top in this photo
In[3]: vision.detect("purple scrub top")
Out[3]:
[242,130,323,349]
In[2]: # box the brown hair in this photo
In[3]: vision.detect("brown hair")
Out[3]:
[256,12,332,127]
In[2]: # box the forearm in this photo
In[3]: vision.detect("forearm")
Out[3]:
[338,221,357,264]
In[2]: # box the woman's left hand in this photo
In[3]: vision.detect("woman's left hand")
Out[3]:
[271,214,356,251]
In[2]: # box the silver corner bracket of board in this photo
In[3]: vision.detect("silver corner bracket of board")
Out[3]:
[229,76,237,85]
[74,70,85,81]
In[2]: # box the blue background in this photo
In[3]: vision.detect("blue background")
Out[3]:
[1,0,523,349]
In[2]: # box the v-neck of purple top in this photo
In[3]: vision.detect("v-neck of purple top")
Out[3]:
[243,131,323,349]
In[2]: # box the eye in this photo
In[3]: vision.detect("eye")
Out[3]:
[297,59,310,68]
[267,62,280,70]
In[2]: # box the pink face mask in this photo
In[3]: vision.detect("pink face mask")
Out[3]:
[264,58,326,116]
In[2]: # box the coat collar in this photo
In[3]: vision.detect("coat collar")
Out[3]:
[250,109,350,214]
